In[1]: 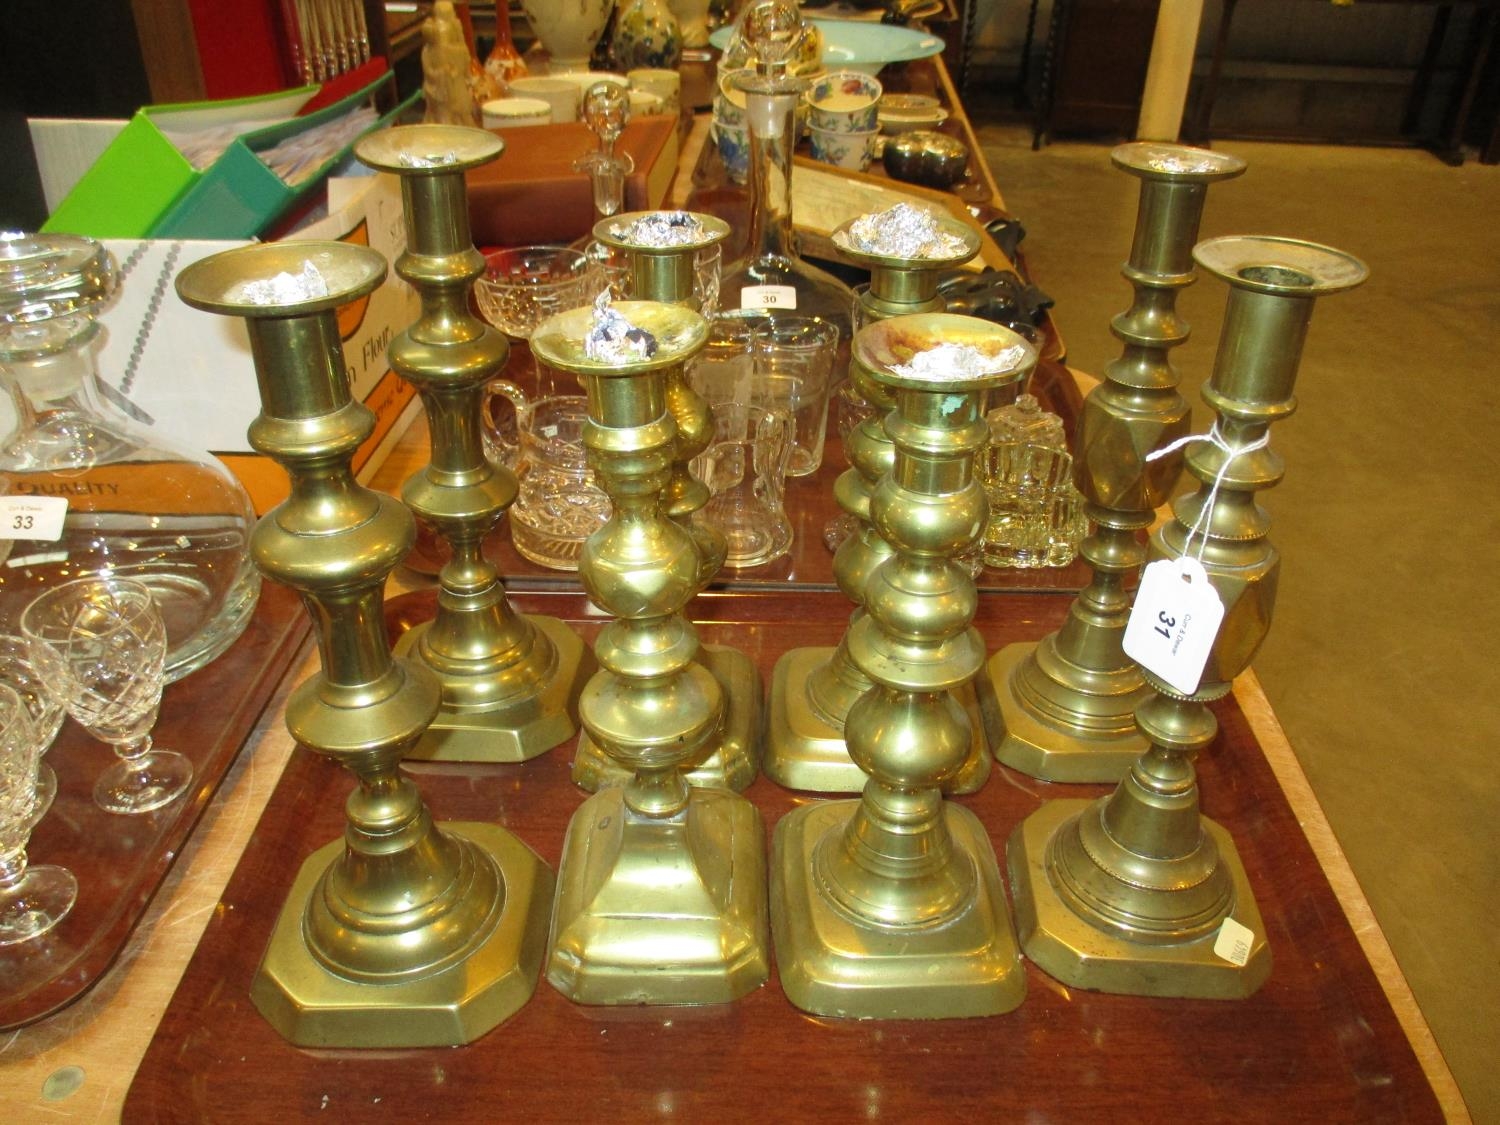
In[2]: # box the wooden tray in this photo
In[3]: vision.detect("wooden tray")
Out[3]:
[124,589,1439,1122]
[0,583,310,1030]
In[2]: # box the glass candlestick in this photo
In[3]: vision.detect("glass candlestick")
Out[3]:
[766,209,988,793]
[177,242,553,1046]
[982,142,1245,783]
[772,313,1033,1019]
[532,298,769,1004]
[356,124,588,764]
[1009,236,1368,999]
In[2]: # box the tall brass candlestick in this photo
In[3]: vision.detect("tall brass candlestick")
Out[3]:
[766,214,989,793]
[177,242,553,1046]
[1009,236,1367,998]
[531,300,769,1004]
[355,125,587,763]
[572,211,761,793]
[772,313,1032,1018]
[982,142,1245,783]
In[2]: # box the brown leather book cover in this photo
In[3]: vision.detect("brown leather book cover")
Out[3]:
[466,115,679,248]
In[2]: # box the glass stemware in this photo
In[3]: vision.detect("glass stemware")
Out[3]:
[21,576,192,815]
[0,682,77,945]
[0,635,64,820]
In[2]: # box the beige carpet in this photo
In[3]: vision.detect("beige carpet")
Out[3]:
[970,118,1500,1123]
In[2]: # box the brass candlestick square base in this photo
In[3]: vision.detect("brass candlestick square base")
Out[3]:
[398,615,589,763]
[1008,798,1271,999]
[546,785,770,1004]
[250,823,554,1047]
[770,800,1026,1019]
[572,645,761,791]
[980,642,1148,783]
[767,647,992,794]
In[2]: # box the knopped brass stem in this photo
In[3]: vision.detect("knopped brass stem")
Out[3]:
[772,313,1031,1019]
[1009,235,1368,999]
[531,301,769,1005]
[355,124,587,763]
[177,241,552,1046]
[766,215,991,793]
[983,142,1245,783]
[573,212,762,792]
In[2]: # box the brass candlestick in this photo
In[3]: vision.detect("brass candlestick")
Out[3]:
[571,211,762,793]
[772,313,1032,1019]
[356,125,587,763]
[177,242,553,1046]
[982,142,1245,783]
[531,300,769,1004]
[766,213,990,793]
[1009,236,1367,998]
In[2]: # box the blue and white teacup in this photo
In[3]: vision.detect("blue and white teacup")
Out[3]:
[808,70,882,134]
[808,125,878,173]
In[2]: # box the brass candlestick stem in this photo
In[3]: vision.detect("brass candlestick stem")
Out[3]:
[356,125,587,763]
[177,242,553,1046]
[531,300,769,1004]
[1009,236,1367,998]
[983,142,1245,783]
[772,313,1032,1018]
[766,214,990,793]
[571,211,762,793]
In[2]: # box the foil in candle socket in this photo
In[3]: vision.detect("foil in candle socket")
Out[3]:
[836,203,969,260]
[397,151,460,168]
[890,340,1027,381]
[231,262,331,305]
[584,290,659,362]
[612,211,708,248]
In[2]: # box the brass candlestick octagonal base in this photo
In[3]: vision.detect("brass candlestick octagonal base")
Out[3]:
[547,786,769,1004]
[772,798,1025,1018]
[980,639,1151,782]
[573,643,760,791]
[1008,798,1269,999]
[396,614,589,762]
[769,646,990,793]
[252,823,555,1046]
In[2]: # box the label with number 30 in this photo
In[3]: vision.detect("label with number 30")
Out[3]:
[740,285,796,311]
[1122,556,1226,696]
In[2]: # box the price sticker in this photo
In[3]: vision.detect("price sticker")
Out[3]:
[0,496,68,542]
[1213,916,1256,967]
[1122,556,1225,696]
[740,285,796,311]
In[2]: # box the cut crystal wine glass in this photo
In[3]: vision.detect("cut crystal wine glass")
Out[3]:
[0,681,77,945]
[21,576,192,815]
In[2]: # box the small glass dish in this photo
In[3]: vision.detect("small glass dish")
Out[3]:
[473,245,605,340]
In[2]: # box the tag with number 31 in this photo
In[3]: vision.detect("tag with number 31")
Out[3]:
[1122,556,1226,696]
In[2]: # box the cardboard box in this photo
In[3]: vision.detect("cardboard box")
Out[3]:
[95,173,421,514]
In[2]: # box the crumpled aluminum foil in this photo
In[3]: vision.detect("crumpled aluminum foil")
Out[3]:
[889,340,1027,381]
[836,202,968,260]
[611,211,708,248]
[230,262,330,305]
[584,289,658,362]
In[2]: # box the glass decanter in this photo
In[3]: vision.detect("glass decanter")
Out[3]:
[0,233,259,682]
[718,0,852,338]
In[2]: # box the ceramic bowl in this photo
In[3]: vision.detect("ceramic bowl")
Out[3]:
[481,97,553,128]
[808,125,879,173]
[628,88,666,117]
[711,18,944,77]
[508,76,581,123]
[808,70,883,133]
[713,120,751,183]
[877,92,950,134]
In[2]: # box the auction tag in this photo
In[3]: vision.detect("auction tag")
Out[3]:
[1213,917,1255,967]
[740,285,796,311]
[1122,556,1225,696]
[0,496,67,542]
